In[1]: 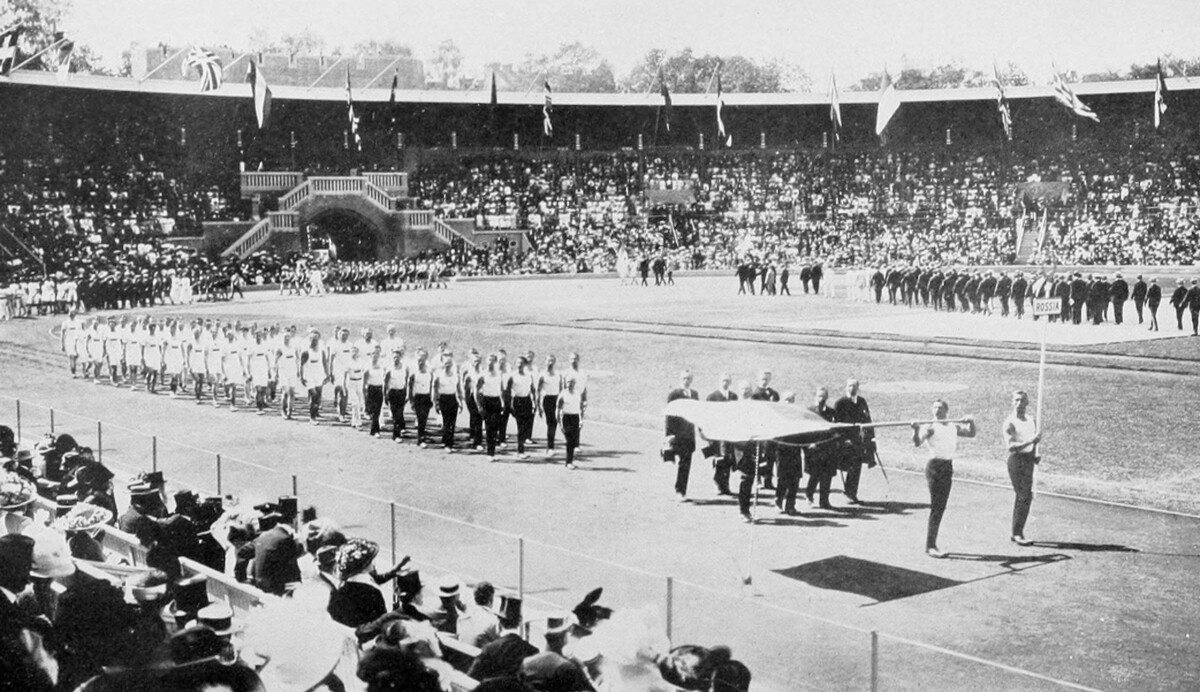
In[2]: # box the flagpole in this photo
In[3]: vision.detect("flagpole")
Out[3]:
[523,70,545,99]
[138,46,189,83]
[11,36,66,72]
[221,51,251,74]
[306,56,346,91]
[365,56,406,89]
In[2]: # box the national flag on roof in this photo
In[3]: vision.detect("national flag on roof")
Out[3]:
[875,67,902,136]
[992,62,1013,141]
[388,70,399,131]
[542,79,553,137]
[53,31,73,82]
[345,66,361,150]
[829,70,842,140]
[659,69,673,132]
[1051,66,1099,122]
[246,60,272,129]
[716,67,728,144]
[489,71,497,107]
[1153,59,1168,129]
[182,47,223,92]
[0,24,22,77]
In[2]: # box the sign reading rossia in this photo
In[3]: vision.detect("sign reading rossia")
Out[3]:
[1033,297,1063,316]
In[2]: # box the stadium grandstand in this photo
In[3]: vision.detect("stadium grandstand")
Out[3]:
[5,7,1200,691]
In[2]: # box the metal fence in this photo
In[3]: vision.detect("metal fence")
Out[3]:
[4,396,1102,692]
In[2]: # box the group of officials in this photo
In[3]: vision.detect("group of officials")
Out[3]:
[59,313,591,467]
[664,371,1045,559]
[736,260,825,297]
[867,266,1200,334]
[664,372,875,524]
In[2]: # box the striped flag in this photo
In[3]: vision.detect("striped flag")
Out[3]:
[0,24,22,77]
[659,69,672,132]
[542,80,553,137]
[829,70,842,140]
[875,67,902,136]
[181,47,223,92]
[716,68,731,147]
[346,66,360,150]
[246,60,272,129]
[992,63,1013,141]
[1154,59,1168,129]
[1051,67,1099,122]
[53,32,73,82]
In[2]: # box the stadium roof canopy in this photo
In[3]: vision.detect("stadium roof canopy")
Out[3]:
[3,69,1196,107]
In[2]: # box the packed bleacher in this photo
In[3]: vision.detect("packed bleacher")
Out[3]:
[0,423,753,692]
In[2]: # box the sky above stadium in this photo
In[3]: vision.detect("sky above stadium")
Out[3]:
[65,0,1200,87]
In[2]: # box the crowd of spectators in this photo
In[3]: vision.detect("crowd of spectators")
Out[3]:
[4,137,1200,305]
[0,424,751,691]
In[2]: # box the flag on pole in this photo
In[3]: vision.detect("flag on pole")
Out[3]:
[659,69,673,132]
[0,24,23,77]
[181,47,223,92]
[388,70,399,132]
[54,33,74,82]
[716,67,729,145]
[489,71,497,106]
[829,70,842,140]
[345,66,361,150]
[1154,59,1168,129]
[992,62,1013,141]
[875,67,901,136]
[1051,66,1099,122]
[542,79,553,137]
[246,60,272,129]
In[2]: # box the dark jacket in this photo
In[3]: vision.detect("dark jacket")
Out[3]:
[250,525,303,595]
[665,387,699,453]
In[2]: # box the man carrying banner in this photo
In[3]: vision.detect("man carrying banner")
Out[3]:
[1003,391,1041,546]
[912,400,976,558]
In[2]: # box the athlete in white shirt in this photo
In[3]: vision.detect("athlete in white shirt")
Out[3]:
[912,399,976,558]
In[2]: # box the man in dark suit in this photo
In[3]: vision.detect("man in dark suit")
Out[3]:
[248,512,303,595]
[1131,275,1148,324]
[810,262,823,294]
[978,271,997,315]
[1170,279,1188,331]
[954,272,972,313]
[1070,273,1088,324]
[0,534,55,692]
[799,264,812,294]
[833,379,874,504]
[749,371,781,491]
[942,269,958,311]
[804,388,839,509]
[885,267,901,305]
[870,268,885,303]
[1109,274,1130,325]
[996,272,1012,317]
[1185,279,1200,336]
[929,269,944,311]
[1147,278,1162,331]
[705,373,738,495]
[665,370,699,501]
[1010,272,1027,319]
[1089,275,1110,325]
[1056,275,1073,323]
[467,600,538,682]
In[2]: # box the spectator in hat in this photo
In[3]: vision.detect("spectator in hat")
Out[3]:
[1,470,37,535]
[119,477,167,536]
[1146,278,1162,331]
[520,650,596,692]
[246,509,303,596]
[55,502,112,561]
[422,574,465,635]
[0,533,56,692]
[357,645,442,692]
[328,538,387,628]
[468,595,539,683]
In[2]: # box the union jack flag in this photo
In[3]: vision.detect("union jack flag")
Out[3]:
[181,47,223,92]
[1051,67,1098,123]
[0,24,22,77]
[543,80,553,137]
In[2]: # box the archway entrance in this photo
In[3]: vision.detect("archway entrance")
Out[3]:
[308,209,378,262]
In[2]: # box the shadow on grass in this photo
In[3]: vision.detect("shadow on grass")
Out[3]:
[851,500,930,514]
[1029,540,1138,553]
[943,551,1071,570]
[775,555,961,602]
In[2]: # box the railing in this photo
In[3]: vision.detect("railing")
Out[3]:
[278,180,312,210]
[363,181,397,212]
[364,171,408,196]
[400,209,433,230]
[310,176,366,195]
[266,210,299,233]
[5,396,1103,692]
[239,171,304,194]
[220,217,273,258]
[433,217,475,247]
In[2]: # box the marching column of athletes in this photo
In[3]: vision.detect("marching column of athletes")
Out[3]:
[664,371,1042,558]
[58,311,590,466]
[855,266,1200,334]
